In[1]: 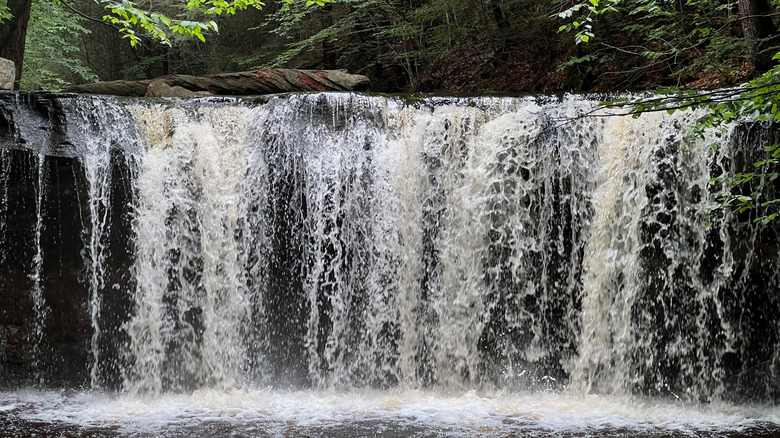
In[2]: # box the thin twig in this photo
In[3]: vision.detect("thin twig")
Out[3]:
[60,0,116,28]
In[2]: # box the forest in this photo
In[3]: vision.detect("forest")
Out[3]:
[0,0,778,94]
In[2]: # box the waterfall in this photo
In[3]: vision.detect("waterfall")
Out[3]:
[0,148,9,381]
[0,92,778,405]
[29,152,47,384]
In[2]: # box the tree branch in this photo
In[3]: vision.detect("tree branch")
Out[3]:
[60,0,118,29]
[60,0,154,49]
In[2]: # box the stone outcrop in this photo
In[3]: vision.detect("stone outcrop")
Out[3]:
[67,69,370,97]
[0,58,14,91]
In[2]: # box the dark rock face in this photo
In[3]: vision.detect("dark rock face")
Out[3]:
[0,93,137,388]
[0,93,144,159]
[0,150,136,389]
[0,151,90,387]
[66,69,371,97]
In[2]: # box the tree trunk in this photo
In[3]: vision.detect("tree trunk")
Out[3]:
[320,4,336,70]
[739,0,776,71]
[0,0,33,86]
[491,0,508,30]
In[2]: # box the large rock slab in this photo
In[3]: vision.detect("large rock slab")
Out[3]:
[0,58,14,91]
[67,69,370,96]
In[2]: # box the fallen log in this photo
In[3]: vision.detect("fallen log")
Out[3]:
[66,69,370,97]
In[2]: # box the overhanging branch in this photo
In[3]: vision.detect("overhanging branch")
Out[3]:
[60,0,117,29]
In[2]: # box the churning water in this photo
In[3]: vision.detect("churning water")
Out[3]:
[0,92,779,436]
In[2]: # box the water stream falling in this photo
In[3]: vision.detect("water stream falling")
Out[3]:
[0,92,779,436]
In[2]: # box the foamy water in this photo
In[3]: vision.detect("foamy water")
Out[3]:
[1,389,779,437]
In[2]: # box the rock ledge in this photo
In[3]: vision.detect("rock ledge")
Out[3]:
[66,69,370,96]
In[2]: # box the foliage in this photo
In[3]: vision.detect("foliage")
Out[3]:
[557,0,619,44]
[262,0,431,83]
[557,0,758,85]
[21,0,99,91]
[0,0,335,89]
[710,143,780,224]
[261,0,558,89]
[99,0,264,47]
[98,0,333,47]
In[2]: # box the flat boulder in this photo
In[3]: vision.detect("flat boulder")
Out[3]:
[67,69,370,96]
[0,58,14,91]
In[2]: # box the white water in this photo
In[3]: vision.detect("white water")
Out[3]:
[1,92,779,435]
[1,389,779,436]
[0,149,8,268]
[0,149,8,380]
[126,105,252,393]
[29,152,48,385]
[115,93,737,396]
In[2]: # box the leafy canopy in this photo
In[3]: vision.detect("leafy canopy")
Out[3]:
[101,0,264,47]
[23,0,99,91]
[0,0,332,48]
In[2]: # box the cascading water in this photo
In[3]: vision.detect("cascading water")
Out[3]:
[28,152,47,385]
[0,92,779,436]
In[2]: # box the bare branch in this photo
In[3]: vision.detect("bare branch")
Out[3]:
[60,0,118,29]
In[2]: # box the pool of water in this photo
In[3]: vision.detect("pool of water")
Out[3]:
[2,389,780,437]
